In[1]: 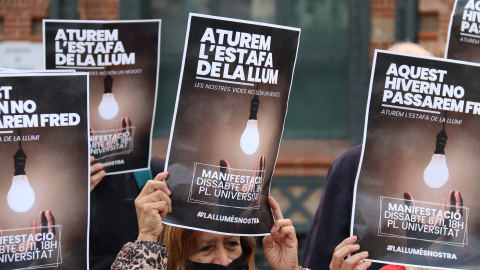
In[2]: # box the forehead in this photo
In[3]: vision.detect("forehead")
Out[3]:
[197,231,240,242]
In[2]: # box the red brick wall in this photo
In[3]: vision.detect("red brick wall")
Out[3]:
[0,0,119,41]
[418,0,456,57]
[0,0,50,41]
[370,0,398,60]
[370,0,456,58]
[78,0,118,20]
[0,0,457,54]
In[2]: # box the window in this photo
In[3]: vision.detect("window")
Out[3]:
[418,12,439,39]
[124,0,350,139]
[0,18,4,37]
[31,18,43,38]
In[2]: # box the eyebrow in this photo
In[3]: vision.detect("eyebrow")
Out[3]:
[199,238,216,245]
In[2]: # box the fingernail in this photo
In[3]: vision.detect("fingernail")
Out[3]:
[270,225,277,233]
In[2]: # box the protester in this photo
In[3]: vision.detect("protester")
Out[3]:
[111,172,308,270]
[303,42,438,270]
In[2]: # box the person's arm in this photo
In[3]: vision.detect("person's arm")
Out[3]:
[135,172,171,242]
[111,240,168,270]
[111,172,171,269]
[303,146,362,269]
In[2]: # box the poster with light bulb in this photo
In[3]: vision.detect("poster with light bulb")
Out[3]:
[43,19,161,175]
[446,0,480,63]
[0,72,89,269]
[351,50,480,269]
[163,13,300,235]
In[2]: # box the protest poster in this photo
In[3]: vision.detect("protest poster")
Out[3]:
[163,13,300,235]
[0,72,89,269]
[43,19,161,174]
[446,0,480,62]
[351,50,480,269]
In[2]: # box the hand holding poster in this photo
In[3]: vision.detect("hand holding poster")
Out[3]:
[164,13,300,235]
[0,72,89,269]
[43,20,161,174]
[351,50,480,269]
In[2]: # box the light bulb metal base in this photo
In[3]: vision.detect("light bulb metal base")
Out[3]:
[248,95,260,120]
[434,129,448,155]
[13,148,27,175]
[103,74,113,94]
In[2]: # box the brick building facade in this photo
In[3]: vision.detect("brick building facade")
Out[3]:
[0,0,50,41]
[0,0,457,57]
[370,0,455,58]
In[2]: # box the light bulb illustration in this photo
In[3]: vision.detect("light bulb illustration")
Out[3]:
[240,94,260,155]
[7,131,35,213]
[8,175,35,213]
[424,154,449,188]
[241,119,260,155]
[98,73,119,120]
[423,112,449,188]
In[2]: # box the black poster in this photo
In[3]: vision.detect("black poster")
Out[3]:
[446,0,480,63]
[0,72,89,269]
[164,13,300,235]
[352,50,480,269]
[43,20,161,174]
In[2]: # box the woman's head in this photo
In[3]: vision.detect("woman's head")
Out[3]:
[163,226,256,270]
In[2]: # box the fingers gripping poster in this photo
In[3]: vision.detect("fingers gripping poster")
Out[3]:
[351,51,480,269]
[43,20,161,174]
[164,13,300,235]
[0,73,89,269]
